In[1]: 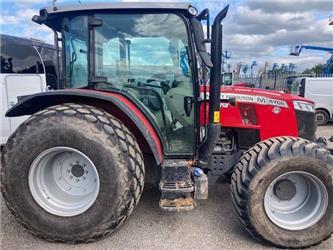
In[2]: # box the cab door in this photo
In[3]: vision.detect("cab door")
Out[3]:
[93,13,196,156]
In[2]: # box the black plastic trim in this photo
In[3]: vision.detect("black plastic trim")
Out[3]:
[6,90,163,164]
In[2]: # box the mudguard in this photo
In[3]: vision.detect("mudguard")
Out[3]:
[6,89,163,164]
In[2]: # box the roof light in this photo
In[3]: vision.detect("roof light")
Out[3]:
[188,6,198,16]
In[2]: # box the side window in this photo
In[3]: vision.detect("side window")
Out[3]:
[63,16,88,88]
[0,36,44,74]
[64,34,88,88]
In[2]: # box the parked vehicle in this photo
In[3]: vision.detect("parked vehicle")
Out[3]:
[291,77,333,125]
[1,3,332,248]
[0,34,59,147]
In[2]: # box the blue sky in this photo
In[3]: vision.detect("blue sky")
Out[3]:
[1,0,332,72]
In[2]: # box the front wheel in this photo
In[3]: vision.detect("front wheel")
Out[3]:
[315,110,329,126]
[1,103,145,243]
[230,137,333,248]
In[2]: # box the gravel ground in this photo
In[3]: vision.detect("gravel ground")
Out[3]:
[1,123,332,250]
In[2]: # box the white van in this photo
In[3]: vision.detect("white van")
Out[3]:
[1,34,59,146]
[291,77,333,125]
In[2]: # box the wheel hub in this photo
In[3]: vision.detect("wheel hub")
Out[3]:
[273,179,296,201]
[29,147,100,217]
[264,171,328,231]
[71,164,85,178]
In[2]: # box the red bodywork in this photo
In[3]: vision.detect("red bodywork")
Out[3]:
[49,86,313,159]
[76,86,313,150]
[200,86,314,141]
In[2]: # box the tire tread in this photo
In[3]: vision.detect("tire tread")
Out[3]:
[1,103,145,243]
[230,136,333,248]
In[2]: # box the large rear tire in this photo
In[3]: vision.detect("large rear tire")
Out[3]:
[1,103,145,243]
[230,136,333,248]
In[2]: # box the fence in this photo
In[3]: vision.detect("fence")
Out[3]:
[233,72,333,91]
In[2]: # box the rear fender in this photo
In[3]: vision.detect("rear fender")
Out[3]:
[6,89,163,164]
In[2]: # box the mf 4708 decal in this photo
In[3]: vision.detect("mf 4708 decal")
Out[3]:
[200,93,289,108]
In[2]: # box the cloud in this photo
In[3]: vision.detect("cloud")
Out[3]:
[223,0,333,72]
[1,0,48,8]
[247,0,332,13]
[0,15,19,24]
[1,0,332,72]
[1,6,53,43]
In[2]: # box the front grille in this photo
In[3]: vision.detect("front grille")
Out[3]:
[237,129,260,149]
[295,110,316,141]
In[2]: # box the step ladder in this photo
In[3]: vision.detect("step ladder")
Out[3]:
[159,160,195,211]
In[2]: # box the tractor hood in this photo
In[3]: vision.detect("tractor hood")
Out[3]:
[199,85,316,142]
[199,85,314,106]
[219,86,314,106]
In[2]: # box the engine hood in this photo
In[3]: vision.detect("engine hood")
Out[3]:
[199,85,316,141]
[220,86,314,104]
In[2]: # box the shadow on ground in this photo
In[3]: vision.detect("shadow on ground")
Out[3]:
[1,179,332,250]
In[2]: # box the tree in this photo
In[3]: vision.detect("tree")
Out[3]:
[302,64,325,75]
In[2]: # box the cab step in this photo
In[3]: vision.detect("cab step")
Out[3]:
[159,160,195,211]
[160,181,194,193]
[159,197,195,211]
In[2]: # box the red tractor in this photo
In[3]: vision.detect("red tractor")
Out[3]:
[1,2,332,248]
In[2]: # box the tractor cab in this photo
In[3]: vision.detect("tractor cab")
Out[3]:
[32,2,217,156]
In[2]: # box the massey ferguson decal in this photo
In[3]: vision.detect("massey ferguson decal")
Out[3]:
[201,93,289,108]
[221,93,288,108]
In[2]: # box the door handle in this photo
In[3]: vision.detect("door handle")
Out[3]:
[184,96,194,117]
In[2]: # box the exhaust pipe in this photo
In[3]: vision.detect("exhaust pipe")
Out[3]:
[199,5,229,166]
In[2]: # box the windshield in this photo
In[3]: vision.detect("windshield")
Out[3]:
[62,13,195,154]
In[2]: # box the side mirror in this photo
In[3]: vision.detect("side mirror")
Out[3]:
[192,18,213,68]
[197,8,210,40]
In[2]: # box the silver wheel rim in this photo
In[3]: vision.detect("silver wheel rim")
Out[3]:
[264,171,328,230]
[316,113,325,124]
[28,147,100,217]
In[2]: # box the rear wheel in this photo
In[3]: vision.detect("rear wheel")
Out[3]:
[315,110,329,126]
[230,137,333,248]
[1,103,145,243]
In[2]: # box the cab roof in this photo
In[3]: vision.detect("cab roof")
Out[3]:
[43,2,192,14]
[33,2,195,31]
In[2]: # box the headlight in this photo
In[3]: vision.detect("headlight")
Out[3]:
[293,101,315,112]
